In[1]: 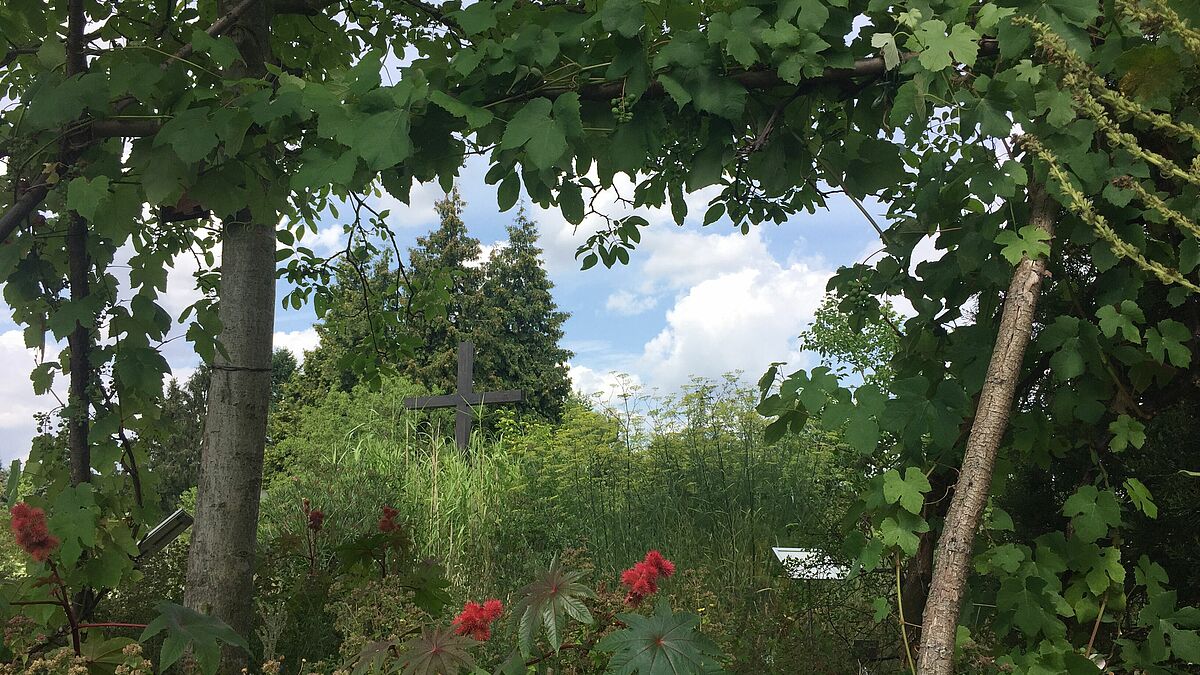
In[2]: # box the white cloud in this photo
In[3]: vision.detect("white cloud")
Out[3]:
[605,290,656,316]
[568,363,642,398]
[273,328,321,358]
[639,228,778,291]
[369,180,443,229]
[0,331,62,463]
[638,262,827,387]
[303,224,347,255]
[469,240,508,268]
[521,176,838,392]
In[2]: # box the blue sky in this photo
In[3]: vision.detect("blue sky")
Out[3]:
[0,155,889,462]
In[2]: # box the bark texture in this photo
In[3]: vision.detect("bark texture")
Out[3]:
[66,213,91,487]
[183,216,276,672]
[182,1,275,671]
[916,182,1057,674]
[65,0,91,488]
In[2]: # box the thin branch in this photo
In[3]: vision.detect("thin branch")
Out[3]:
[170,0,260,65]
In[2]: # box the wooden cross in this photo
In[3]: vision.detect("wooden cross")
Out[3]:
[402,341,523,449]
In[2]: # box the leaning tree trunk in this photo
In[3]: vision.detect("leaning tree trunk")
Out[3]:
[183,1,274,671]
[916,182,1057,674]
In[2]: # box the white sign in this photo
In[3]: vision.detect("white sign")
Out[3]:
[772,547,848,580]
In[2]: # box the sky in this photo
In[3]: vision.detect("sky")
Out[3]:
[0,156,889,463]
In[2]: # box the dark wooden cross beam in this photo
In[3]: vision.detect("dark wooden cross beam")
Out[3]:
[402,341,523,449]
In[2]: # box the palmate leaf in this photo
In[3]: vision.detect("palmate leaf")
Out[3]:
[399,559,453,616]
[335,532,391,570]
[596,599,725,675]
[396,627,478,675]
[351,639,400,675]
[140,601,249,675]
[79,636,138,669]
[511,554,596,656]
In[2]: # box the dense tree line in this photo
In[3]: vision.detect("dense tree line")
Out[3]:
[148,193,573,507]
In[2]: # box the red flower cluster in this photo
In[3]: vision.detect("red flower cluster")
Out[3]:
[620,550,676,606]
[379,506,399,533]
[452,599,503,641]
[302,498,324,531]
[9,503,60,562]
[307,509,325,531]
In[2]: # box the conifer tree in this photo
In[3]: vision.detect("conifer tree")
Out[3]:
[476,211,573,421]
[404,189,486,389]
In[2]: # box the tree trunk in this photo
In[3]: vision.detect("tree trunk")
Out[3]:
[66,212,91,488]
[916,182,1057,674]
[183,1,274,671]
[183,216,276,671]
[64,0,90,488]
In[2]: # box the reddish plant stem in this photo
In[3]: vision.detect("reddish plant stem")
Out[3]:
[48,560,82,656]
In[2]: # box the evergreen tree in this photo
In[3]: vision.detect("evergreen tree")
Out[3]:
[145,370,207,512]
[476,211,573,421]
[403,189,485,388]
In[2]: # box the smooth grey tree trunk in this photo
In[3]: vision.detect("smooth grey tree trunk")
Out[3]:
[183,216,276,672]
[183,1,274,671]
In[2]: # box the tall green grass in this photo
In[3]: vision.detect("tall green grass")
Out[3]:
[266,380,863,585]
[254,376,894,671]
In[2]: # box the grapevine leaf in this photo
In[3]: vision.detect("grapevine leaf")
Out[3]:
[882,467,932,514]
[1123,478,1157,519]
[600,0,645,38]
[501,99,566,169]
[879,510,929,556]
[65,176,110,221]
[1096,301,1143,344]
[871,33,900,70]
[915,20,980,71]
[1062,486,1122,543]
[351,110,412,170]
[1145,319,1192,367]
[995,225,1051,264]
[48,483,98,566]
[1108,414,1146,452]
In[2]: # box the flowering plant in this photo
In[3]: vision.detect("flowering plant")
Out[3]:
[346,549,725,675]
[3,502,246,675]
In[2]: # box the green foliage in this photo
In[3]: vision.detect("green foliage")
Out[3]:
[995,224,1053,264]
[394,628,479,675]
[3,0,1200,671]
[596,599,724,674]
[798,293,900,387]
[512,554,595,656]
[140,601,249,675]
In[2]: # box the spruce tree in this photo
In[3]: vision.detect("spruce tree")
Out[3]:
[476,210,573,421]
[404,189,485,389]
